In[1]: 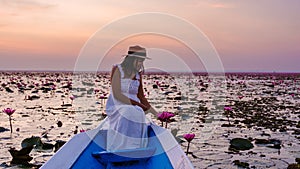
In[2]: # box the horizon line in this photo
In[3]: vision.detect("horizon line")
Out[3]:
[0,69,300,74]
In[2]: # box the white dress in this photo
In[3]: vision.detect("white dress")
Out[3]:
[105,64,148,151]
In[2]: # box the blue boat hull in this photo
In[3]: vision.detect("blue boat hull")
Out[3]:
[41,124,194,169]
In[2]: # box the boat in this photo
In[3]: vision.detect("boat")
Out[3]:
[41,124,194,169]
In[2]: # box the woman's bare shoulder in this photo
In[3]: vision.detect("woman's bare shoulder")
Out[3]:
[110,64,121,81]
[111,64,120,72]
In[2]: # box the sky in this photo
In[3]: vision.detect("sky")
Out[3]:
[0,0,300,72]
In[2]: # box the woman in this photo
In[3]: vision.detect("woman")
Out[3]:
[105,45,158,151]
[41,45,194,169]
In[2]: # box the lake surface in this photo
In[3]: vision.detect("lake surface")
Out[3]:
[0,71,299,168]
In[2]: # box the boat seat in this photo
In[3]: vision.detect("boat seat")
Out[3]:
[92,147,156,168]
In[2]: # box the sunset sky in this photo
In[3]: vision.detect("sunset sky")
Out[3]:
[1,0,299,72]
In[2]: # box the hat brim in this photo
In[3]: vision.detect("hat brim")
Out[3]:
[127,54,151,60]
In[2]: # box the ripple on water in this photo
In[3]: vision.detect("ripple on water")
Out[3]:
[269,158,289,169]
[193,150,233,161]
[205,138,229,147]
[191,160,232,169]
[205,162,237,169]
[246,158,275,168]
[252,145,280,154]
[284,144,300,158]
[34,154,53,164]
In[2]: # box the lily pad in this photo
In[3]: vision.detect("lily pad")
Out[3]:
[0,127,9,133]
[230,138,254,151]
[54,140,66,152]
[21,136,42,148]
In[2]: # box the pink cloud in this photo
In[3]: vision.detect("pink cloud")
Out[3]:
[2,0,56,11]
[211,3,234,9]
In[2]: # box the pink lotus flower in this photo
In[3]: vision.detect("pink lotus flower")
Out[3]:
[183,133,195,155]
[157,111,175,121]
[70,95,75,100]
[157,111,175,128]
[99,95,106,99]
[3,108,15,116]
[2,108,15,133]
[224,106,232,111]
[2,108,16,116]
[69,95,75,105]
[183,133,195,142]
[224,106,233,125]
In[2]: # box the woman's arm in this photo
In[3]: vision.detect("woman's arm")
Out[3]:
[110,66,148,110]
[137,72,158,116]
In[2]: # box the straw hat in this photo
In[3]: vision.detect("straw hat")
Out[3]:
[126,45,151,60]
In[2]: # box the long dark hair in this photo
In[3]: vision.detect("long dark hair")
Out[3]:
[120,56,145,77]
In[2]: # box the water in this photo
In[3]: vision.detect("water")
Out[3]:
[0,71,299,168]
